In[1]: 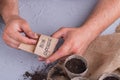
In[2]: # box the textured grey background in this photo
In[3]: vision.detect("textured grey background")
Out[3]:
[0,0,119,80]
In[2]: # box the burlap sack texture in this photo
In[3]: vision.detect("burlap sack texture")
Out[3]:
[47,24,120,80]
[83,24,120,80]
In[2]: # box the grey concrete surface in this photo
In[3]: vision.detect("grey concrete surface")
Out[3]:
[0,0,119,80]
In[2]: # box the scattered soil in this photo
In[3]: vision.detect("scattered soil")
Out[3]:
[103,76,119,80]
[23,71,46,80]
[65,58,87,74]
[23,63,56,80]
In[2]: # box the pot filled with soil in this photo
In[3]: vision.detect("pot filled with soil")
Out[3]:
[99,73,120,80]
[64,55,88,78]
[47,63,70,80]
[71,76,89,80]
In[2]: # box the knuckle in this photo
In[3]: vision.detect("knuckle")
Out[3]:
[58,53,65,57]
[17,37,24,42]
[72,45,80,53]
[59,45,70,53]
[5,42,10,46]
[2,36,6,42]
[6,30,12,35]
[72,44,80,53]
[13,20,19,23]
[17,36,33,44]
[5,27,13,35]
[10,45,17,48]
[60,27,66,31]
[9,44,17,48]
[15,42,20,48]
[23,21,27,25]
[2,33,5,40]
[2,33,7,41]
[55,51,65,59]
[5,41,14,48]
[21,20,28,26]
[59,46,66,51]
[60,27,65,30]
[22,39,28,44]
[59,48,65,53]
[23,39,32,44]
[59,27,70,32]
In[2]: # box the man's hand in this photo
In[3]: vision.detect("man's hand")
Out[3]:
[45,27,95,63]
[2,15,38,48]
[45,0,120,63]
[0,0,38,48]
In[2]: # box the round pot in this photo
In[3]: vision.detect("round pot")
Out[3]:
[98,73,120,80]
[64,55,88,78]
[71,76,89,80]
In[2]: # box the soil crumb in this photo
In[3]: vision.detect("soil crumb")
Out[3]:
[23,63,56,80]
[65,58,87,74]
[23,71,46,80]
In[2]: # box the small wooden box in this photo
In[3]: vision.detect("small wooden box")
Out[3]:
[18,34,59,58]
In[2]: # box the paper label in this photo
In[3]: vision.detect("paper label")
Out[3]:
[34,34,58,58]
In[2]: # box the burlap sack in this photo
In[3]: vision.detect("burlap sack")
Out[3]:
[98,68,120,80]
[83,33,120,80]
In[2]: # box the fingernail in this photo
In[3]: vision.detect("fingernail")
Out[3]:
[29,32,34,36]
[46,60,51,64]
[29,32,38,39]
[34,33,38,39]
[31,40,37,44]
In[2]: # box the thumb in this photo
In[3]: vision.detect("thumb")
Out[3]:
[52,28,66,39]
[21,23,38,39]
[46,41,71,63]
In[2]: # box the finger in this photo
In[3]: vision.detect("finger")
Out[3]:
[25,33,39,40]
[9,32,37,44]
[52,28,66,39]
[3,34,20,48]
[60,55,72,61]
[58,55,73,64]
[46,41,71,63]
[6,41,18,48]
[21,23,38,39]
[38,57,46,61]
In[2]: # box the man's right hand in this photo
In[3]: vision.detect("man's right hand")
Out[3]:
[2,15,38,48]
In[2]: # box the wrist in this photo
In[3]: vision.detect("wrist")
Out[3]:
[0,0,19,24]
[78,25,100,41]
[2,14,20,24]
